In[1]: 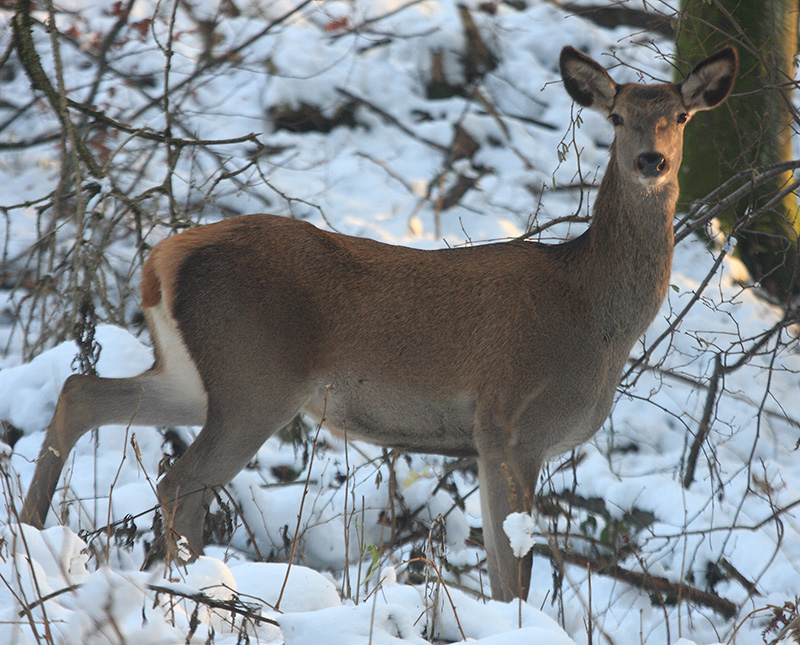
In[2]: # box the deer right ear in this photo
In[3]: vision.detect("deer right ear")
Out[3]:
[679,46,738,112]
[560,47,617,112]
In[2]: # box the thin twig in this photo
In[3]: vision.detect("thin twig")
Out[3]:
[274,387,330,611]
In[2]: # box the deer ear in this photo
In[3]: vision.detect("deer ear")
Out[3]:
[560,47,617,113]
[679,47,738,112]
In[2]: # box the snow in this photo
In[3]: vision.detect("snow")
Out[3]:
[1,0,799,643]
[503,512,535,559]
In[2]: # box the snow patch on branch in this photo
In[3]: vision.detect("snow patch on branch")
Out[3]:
[503,512,534,559]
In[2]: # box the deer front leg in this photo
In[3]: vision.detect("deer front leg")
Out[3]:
[476,421,541,602]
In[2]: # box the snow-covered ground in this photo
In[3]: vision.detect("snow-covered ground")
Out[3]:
[0,0,798,643]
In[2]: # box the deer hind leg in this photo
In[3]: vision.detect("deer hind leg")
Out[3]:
[22,299,209,528]
[155,378,309,561]
[21,369,207,528]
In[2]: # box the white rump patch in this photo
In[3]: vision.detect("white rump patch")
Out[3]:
[147,300,208,416]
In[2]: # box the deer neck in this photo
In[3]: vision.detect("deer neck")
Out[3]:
[590,148,678,247]
[580,147,677,339]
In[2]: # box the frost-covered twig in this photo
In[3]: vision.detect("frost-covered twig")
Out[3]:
[17,580,280,627]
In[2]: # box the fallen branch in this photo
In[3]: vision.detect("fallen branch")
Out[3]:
[532,543,738,619]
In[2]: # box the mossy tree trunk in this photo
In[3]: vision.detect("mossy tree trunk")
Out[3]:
[675,0,799,300]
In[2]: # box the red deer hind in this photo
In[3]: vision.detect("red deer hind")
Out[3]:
[22,45,737,601]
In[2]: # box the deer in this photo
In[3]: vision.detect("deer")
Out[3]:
[20,46,737,602]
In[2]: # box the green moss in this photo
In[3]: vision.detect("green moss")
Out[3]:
[675,0,799,298]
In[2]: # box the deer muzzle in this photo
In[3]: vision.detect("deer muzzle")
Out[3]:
[637,152,667,178]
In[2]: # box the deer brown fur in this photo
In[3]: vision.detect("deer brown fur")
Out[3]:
[21,46,737,602]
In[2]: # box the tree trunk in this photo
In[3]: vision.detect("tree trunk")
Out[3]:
[675,0,799,300]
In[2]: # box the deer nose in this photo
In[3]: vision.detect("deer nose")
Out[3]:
[637,152,667,177]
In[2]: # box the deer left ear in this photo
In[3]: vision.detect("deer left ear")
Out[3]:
[679,47,738,112]
[560,46,618,113]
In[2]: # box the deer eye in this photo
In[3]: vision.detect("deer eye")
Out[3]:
[609,113,624,126]
[677,112,689,124]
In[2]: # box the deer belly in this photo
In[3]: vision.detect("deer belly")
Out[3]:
[301,381,477,457]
